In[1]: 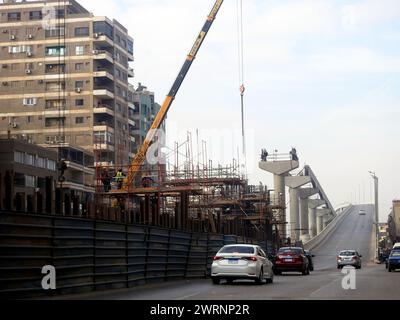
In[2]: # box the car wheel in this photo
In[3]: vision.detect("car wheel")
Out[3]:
[211,277,220,285]
[266,273,274,284]
[273,269,281,275]
[255,268,264,284]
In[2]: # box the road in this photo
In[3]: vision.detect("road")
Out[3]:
[61,205,400,300]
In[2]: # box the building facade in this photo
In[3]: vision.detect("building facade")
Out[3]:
[0,138,57,213]
[388,200,400,245]
[0,0,134,164]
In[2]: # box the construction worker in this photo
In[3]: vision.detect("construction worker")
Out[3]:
[101,169,111,192]
[114,169,125,189]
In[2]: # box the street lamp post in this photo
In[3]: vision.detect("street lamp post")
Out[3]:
[369,171,379,262]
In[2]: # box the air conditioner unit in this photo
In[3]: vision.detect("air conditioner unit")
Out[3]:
[26,52,33,57]
[25,69,32,74]
[2,81,8,86]
[94,33,99,38]
[75,87,82,93]
[28,34,34,39]
[9,34,16,40]
[92,50,99,55]
[12,122,18,128]
[2,64,8,68]
[2,29,8,34]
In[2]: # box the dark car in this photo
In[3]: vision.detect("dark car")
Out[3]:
[386,248,400,269]
[304,250,315,271]
[388,251,400,272]
[272,247,310,275]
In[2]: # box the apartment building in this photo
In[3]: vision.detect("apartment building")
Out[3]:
[0,0,135,200]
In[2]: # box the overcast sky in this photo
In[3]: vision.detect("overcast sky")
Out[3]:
[79,0,400,222]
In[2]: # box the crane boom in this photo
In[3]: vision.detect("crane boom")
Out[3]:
[123,0,224,190]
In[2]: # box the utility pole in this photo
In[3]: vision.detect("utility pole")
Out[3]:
[369,171,379,262]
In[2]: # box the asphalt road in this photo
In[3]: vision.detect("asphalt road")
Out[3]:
[62,204,400,300]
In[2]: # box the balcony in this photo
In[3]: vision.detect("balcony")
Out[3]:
[93,121,114,133]
[93,34,113,48]
[93,50,113,63]
[93,89,114,99]
[93,70,114,81]
[94,104,115,116]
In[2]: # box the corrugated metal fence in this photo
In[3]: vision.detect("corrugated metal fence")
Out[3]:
[0,211,265,299]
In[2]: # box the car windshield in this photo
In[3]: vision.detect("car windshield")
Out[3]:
[340,251,356,256]
[278,248,302,254]
[391,252,400,257]
[219,246,255,254]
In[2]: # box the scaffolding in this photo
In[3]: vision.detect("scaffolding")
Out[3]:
[91,131,286,249]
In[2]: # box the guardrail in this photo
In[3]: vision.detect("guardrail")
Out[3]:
[0,211,261,298]
[304,205,353,251]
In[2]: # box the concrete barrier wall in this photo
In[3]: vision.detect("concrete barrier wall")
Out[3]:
[304,205,353,251]
[0,211,262,299]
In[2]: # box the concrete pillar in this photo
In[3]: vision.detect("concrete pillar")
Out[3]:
[259,160,299,237]
[289,187,300,241]
[316,215,324,235]
[316,208,331,235]
[308,199,325,238]
[298,188,318,236]
[285,176,311,241]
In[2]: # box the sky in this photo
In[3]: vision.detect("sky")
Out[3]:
[79,0,400,222]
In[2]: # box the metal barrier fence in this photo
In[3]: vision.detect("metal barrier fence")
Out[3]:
[0,211,262,299]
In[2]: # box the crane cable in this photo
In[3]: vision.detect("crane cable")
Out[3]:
[237,0,246,174]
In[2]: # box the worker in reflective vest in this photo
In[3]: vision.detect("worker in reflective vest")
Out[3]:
[114,169,125,189]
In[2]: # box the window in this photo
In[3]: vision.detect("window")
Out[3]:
[93,21,114,40]
[25,153,35,166]
[26,116,33,123]
[75,45,84,55]
[36,157,46,168]
[127,40,133,54]
[45,46,65,56]
[23,98,37,106]
[116,34,121,43]
[45,26,65,38]
[47,159,56,171]
[56,9,65,19]
[75,63,84,71]
[75,81,84,89]
[25,175,36,188]
[8,12,21,22]
[74,27,89,37]
[75,99,84,107]
[29,11,42,20]
[14,151,24,164]
[75,117,84,124]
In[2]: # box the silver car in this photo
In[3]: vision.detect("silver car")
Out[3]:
[337,250,362,269]
[211,244,274,284]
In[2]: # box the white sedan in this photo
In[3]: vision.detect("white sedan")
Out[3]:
[211,244,274,285]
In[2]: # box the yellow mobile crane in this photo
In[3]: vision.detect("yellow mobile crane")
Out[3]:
[122,0,224,190]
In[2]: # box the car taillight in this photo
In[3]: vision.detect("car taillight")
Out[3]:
[213,256,223,261]
[352,256,357,260]
[244,256,257,261]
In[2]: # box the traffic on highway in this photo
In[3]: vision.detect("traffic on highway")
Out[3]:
[58,205,400,301]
